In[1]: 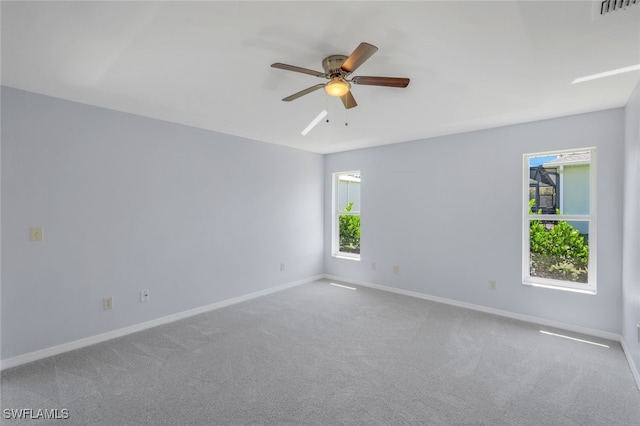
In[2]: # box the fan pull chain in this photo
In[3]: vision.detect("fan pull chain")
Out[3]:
[326,98,330,123]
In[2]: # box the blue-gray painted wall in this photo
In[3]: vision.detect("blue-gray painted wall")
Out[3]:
[325,108,625,334]
[1,87,324,359]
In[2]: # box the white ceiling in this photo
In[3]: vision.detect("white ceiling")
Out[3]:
[2,1,639,154]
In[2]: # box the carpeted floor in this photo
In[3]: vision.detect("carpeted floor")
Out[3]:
[2,279,639,425]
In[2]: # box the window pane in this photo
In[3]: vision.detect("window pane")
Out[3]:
[561,163,590,215]
[528,151,590,215]
[529,219,589,283]
[335,171,361,258]
[338,214,360,254]
[338,173,361,213]
[529,163,559,214]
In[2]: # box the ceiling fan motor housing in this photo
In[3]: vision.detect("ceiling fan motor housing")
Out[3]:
[322,55,349,77]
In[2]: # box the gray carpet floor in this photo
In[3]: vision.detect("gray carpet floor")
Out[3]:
[1,279,639,425]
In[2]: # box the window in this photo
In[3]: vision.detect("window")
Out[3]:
[523,148,596,293]
[333,171,361,259]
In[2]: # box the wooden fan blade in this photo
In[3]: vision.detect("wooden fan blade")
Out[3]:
[341,42,378,74]
[352,76,410,88]
[282,84,325,102]
[271,63,325,78]
[340,91,357,109]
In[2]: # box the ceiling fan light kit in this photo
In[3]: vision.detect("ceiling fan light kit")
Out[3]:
[325,78,351,97]
[271,42,410,110]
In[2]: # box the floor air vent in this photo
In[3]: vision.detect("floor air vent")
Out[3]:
[599,0,639,15]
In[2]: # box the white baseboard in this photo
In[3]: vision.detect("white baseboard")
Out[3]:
[323,274,621,341]
[0,275,322,371]
[620,338,640,391]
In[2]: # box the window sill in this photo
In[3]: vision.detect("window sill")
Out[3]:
[333,254,360,261]
[522,279,596,295]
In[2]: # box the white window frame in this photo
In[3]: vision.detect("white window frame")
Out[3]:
[332,171,361,260]
[522,148,597,294]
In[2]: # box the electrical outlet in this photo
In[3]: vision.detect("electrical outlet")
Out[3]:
[140,289,149,302]
[30,226,44,241]
[280,263,285,272]
[489,280,497,290]
[393,265,400,274]
[371,262,376,270]
[103,297,113,310]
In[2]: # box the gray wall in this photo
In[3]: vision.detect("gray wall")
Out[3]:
[1,87,324,359]
[324,109,625,333]
[623,81,640,377]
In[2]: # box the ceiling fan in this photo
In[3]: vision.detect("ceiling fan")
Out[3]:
[271,42,410,109]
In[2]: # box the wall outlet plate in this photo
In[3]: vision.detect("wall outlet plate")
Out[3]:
[140,290,149,302]
[30,226,43,241]
[103,297,113,310]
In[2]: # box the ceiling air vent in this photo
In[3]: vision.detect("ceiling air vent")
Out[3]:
[599,0,639,15]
